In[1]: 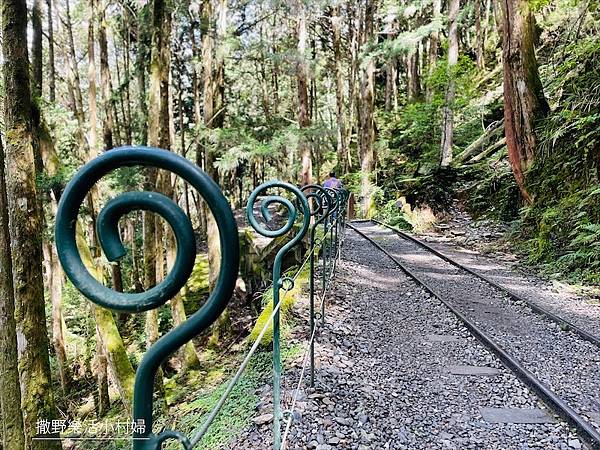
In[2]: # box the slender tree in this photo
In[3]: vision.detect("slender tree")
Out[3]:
[1,0,61,447]
[31,0,43,96]
[358,0,376,217]
[331,5,349,171]
[46,0,56,102]
[440,0,460,167]
[297,5,312,185]
[0,134,25,450]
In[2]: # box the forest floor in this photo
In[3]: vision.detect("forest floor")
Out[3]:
[228,229,589,450]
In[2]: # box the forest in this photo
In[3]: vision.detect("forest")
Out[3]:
[0,0,598,448]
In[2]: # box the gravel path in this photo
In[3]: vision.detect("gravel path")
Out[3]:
[352,222,600,444]
[231,229,582,449]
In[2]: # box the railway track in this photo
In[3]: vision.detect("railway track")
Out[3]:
[348,220,600,450]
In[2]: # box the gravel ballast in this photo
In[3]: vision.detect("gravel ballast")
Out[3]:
[351,222,600,446]
[231,228,582,449]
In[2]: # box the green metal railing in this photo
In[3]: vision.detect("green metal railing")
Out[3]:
[54,146,348,449]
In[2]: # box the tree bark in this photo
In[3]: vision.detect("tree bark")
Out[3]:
[0,134,25,450]
[46,0,56,102]
[42,239,70,393]
[31,0,43,97]
[63,0,86,137]
[135,4,150,146]
[297,7,312,185]
[332,5,349,172]
[407,47,421,103]
[440,0,460,167]
[99,2,117,150]
[427,0,442,100]
[358,0,376,218]
[88,0,99,158]
[384,22,398,111]
[501,0,549,202]
[1,1,61,447]
[475,0,485,70]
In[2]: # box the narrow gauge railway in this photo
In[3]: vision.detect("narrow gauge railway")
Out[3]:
[348,220,600,450]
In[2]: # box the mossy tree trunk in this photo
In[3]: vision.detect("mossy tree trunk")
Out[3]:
[331,5,349,172]
[202,0,233,345]
[427,0,442,100]
[297,6,312,185]
[31,0,43,97]
[440,0,460,168]
[76,225,136,409]
[0,134,25,450]
[99,0,117,150]
[1,1,61,447]
[358,0,376,218]
[501,0,549,203]
[42,240,70,393]
[46,0,56,102]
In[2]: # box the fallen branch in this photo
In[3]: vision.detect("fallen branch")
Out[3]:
[469,137,507,163]
[455,120,504,164]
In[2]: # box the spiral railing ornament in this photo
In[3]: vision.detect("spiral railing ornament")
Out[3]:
[300,184,333,386]
[55,147,240,450]
[246,181,310,450]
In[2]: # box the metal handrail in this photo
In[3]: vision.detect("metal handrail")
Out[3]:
[55,146,348,450]
[246,183,348,449]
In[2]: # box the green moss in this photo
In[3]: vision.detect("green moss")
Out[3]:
[248,263,311,346]
[182,254,210,314]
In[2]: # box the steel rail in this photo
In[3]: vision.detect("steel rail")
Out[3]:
[347,222,600,450]
[371,219,600,348]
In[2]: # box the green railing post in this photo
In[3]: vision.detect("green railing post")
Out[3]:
[301,185,333,387]
[246,181,310,450]
[55,147,240,450]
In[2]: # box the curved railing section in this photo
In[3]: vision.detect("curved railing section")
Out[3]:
[55,147,240,450]
[246,181,310,449]
[55,150,348,449]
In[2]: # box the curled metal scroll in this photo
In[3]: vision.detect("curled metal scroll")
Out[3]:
[245,181,310,450]
[55,146,240,450]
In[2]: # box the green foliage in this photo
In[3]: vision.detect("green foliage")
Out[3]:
[182,254,210,315]
[519,36,600,283]
[374,200,412,229]
[463,166,521,221]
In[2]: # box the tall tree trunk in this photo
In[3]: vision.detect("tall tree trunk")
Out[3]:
[384,21,398,111]
[31,0,43,97]
[501,0,549,202]
[346,0,359,171]
[202,0,217,289]
[99,2,116,150]
[332,6,349,172]
[0,134,25,450]
[202,0,233,346]
[297,7,312,185]
[42,239,70,393]
[427,0,442,100]
[475,0,485,70]
[75,224,135,408]
[88,0,99,158]
[135,4,150,146]
[407,47,421,103]
[358,0,376,218]
[440,0,460,167]
[1,1,61,447]
[46,0,56,102]
[63,0,86,136]
[93,325,110,416]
